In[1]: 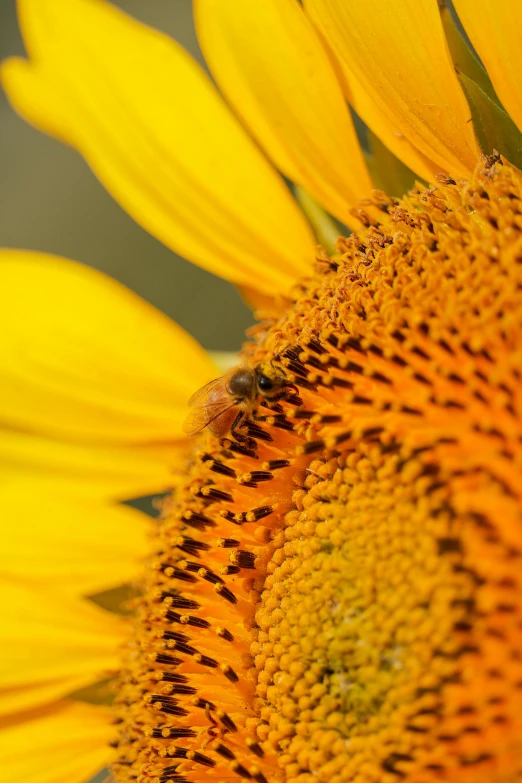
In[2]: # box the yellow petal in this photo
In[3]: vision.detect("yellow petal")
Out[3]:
[1,0,316,295]
[0,582,127,699]
[0,678,99,718]
[305,0,481,176]
[329,49,441,183]
[453,0,522,135]
[0,251,214,445]
[0,482,150,597]
[0,701,113,783]
[0,429,186,501]
[195,0,373,225]
[208,351,240,373]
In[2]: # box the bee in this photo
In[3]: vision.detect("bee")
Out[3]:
[182,362,290,438]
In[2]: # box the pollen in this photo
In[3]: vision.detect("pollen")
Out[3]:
[111,155,522,783]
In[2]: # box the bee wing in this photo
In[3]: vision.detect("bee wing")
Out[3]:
[187,376,224,407]
[183,375,238,436]
[182,399,238,436]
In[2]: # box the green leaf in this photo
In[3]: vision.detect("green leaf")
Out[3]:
[458,72,522,169]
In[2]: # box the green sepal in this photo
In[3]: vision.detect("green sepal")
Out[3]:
[295,185,343,251]
[458,71,522,169]
[68,677,114,706]
[440,5,499,105]
[441,3,522,168]
[366,130,418,197]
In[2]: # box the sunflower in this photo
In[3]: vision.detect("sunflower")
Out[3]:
[1,1,522,782]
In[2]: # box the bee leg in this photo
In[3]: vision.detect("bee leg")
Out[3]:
[232,431,256,448]
[251,411,270,423]
[229,411,244,431]
[282,384,302,406]
[253,387,302,421]
[266,386,300,404]
[229,413,257,449]
[258,400,284,414]
[251,405,284,422]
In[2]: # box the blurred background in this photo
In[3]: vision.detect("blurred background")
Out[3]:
[0,3,254,782]
[0,0,253,355]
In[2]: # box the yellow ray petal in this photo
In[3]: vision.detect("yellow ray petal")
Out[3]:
[305,0,481,177]
[0,482,150,597]
[329,49,441,183]
[1,0,316,295]
[208,351,240,373]
[0,701,113,783]
[195,0,373,226]
[0,429,186,501]
[0,582,127,698]
[0,251,214,445]
[0,677,100,718]
[453,0,522,135]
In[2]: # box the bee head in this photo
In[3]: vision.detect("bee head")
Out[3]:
[254,362,286,397]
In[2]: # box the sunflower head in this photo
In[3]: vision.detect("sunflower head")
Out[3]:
[2,2,522,783]
[110,157,522,783]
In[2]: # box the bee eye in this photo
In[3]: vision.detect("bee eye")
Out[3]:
[257,374,274,392]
